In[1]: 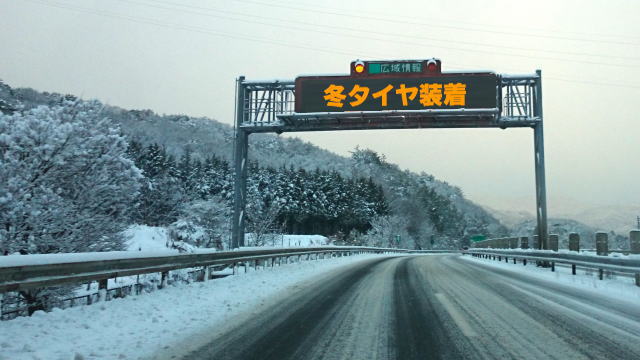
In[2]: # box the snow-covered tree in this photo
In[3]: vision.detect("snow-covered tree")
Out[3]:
[365,215,415,249]
[168,197,230,250]
[246,189,284,247]
[0,102,142,254]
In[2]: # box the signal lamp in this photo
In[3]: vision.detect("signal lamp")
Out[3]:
[354,60,365,74]
[426,59,438,73]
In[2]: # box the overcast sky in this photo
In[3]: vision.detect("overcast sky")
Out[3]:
[1,0,639,214]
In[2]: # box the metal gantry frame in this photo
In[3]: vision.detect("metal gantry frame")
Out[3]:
[231,71,548,250]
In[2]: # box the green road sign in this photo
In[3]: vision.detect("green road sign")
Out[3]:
[368,62,422,74]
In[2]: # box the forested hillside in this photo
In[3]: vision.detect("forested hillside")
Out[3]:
[0,80,508,253]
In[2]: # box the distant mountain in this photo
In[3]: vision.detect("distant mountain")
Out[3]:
[480,192,638,238]
[485,207,535,229]
[569,205,640,236]
[511,218,597,248]
[2,82,354,174]
[510,217,632,250]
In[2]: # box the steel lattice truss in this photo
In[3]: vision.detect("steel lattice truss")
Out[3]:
[237,74,541,133]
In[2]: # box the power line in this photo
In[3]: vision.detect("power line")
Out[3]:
[25,0,378,58]
[122,0,640,64]
[112,0,640,69]
[23,0,640,90]
[254,0,640,42]
[544,76,640,89]
[235,0,640,47]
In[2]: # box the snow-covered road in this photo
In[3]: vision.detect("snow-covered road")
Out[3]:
[0,253,390,360]
[178,255,640,360]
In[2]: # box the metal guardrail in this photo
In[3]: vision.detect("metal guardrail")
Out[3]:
[465,249,640,286]
[0,246,458,320]
[0,246,413,293]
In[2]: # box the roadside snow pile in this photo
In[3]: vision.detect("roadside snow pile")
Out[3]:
[0,224,225,267]
[124,224,173,252]
[0,250,203,268]
[0,253,387,360]
[470,247,640,260]
[124,226,330,252]
[461,255,640,302]
[244,234,330,248]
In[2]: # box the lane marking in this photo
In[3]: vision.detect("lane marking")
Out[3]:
[434,293,478,337]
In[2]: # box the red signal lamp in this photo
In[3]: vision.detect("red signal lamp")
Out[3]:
[426,58,439,73]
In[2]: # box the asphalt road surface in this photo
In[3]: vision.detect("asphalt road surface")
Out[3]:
[179,255,640,360]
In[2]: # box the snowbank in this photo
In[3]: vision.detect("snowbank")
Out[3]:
[469,247,640,260]
[0,253,389,360]
[0,225,215,268]
[243,234,330,248]
[124,225,173,252]
[461,255,640,302]
[0,229,332,268]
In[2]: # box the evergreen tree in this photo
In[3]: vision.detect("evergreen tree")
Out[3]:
[130,143,183,226]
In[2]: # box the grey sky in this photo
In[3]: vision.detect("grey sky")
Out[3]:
[1,0,639,214]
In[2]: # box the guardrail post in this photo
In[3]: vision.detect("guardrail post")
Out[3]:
[549,234,559,252]
[160,271,168,289]
[206,266,212,281]
[97,279,108,301]
[596,232,609,256]
[551,262,555,272]
[520,236,529,249]
[523,258,527,266]
[569,233,580,252]
[572,264,576,275]
[630,230,640,254]
[635,273,640,287]
[598,268,604,280]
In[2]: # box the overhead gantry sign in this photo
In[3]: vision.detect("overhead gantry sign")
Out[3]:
[231,59,548,250]
[296,59,496,112]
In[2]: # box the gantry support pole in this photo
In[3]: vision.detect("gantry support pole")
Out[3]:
[533,69,548,250]
[232,76,248,249]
